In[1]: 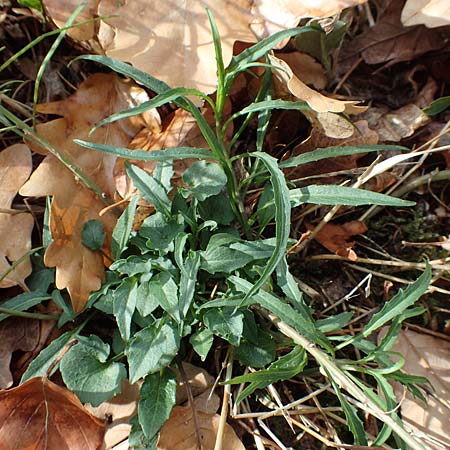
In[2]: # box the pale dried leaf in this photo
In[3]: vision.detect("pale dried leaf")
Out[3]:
[277,52,328,90]
[401,0,450,28]
[86,380,140,450]
[0,144,33,288]
[251,0,368,38]
[43,0,99,41]
[269,54,365,114]
[157,406,245,450]
[0,377,105,450]
[386,329,450,450]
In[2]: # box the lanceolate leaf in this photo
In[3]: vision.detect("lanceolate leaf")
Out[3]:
[138,369,177,439]
[126,163,171,217]
[290,185,415,207]
[226,346,307,403]
[113,278,138,342]
[361,265,431,339]
[239,152,291,304]
[279,145,408,168]
[74,141,215,162]
[112,195,139,259]
[230,276,331,352]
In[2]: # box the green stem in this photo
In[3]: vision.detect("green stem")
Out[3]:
[0,308,58,320]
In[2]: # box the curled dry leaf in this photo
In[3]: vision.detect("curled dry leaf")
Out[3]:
[0,144,33,289]
[308,220,368,260]
[0,318,40,389]
[382,329,450,450]
[157,406,245,450]
[20,73,150,312]
[401,0,450,28]
[0,376,105,450]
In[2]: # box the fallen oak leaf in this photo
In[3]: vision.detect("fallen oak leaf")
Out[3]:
[20,73,150,312]
[0,144,34,289]
[401,0,450,28]
[46,0,367,96]
[0,376,105,450]
[307,220,368,261]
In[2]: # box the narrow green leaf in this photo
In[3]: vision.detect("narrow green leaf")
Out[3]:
[93,87,208,131]
[178,252,200,319]
[229,26,315,69]
[0,291,51,323]
[423,96,450,116]
[279,145,408,168]
[290,185,415,207]
[126,163,171,217]
[60,335,126,407]
[316,312,353,333]
[239,152,291,304]
[138,369,176,439]
[149,272,180,323]
[230,276,332,352]
[127,321,180,383]
[113,278,138,341]
[233,99,309,118]
[81,219,106,251]
[361,265,431,338]
[74,141,215,162]
[112,195,139,259]
[226,347,306,403]
[329,374,368,445]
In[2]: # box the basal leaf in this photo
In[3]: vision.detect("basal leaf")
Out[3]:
[189,328,214,361]
[138,369,176,439]
[200,246,253,274]
[127,321,180,383]
[182,160,227,201]
[60,335,126,407]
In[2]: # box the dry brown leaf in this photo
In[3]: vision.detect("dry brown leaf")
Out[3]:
[308,220,368,260]
[372,103,430,142]
[382,329,450,450]
[86,380,140,450]
[157,406,245,450]
[0,318,40,389]
[0,144,33,288]
[20,74,150,312]
[0,376,105,450]
[343,1,445,65]
[401,0,450,28]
